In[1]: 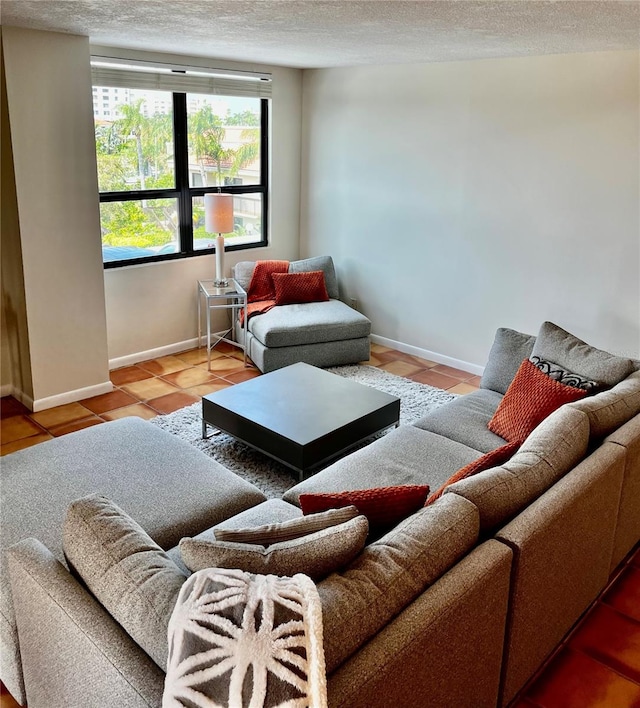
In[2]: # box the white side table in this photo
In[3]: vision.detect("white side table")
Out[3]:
[197,279,248,370]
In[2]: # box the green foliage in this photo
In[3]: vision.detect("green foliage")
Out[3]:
[100,200,175,248]
[226,109,260,126]
[95,94,261,249]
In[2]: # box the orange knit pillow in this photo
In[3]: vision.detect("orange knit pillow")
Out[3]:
[299,485,430,533]
[272,271,330,305]
[488,359,587,443]
[425,441,521,506]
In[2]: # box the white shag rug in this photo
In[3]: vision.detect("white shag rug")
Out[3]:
[150,364,456,498]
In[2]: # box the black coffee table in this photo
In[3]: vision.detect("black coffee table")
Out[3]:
[202,362,400,480]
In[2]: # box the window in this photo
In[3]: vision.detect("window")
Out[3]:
[92,58,270,266]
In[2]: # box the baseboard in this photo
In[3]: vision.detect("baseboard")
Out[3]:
[0,383,13,398]
[31,381,114,412]
[108,337,201,370]
[108,333,484,377]
[370,334,484,376]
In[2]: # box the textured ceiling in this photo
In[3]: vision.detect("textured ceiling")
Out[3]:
[2,0,639,69]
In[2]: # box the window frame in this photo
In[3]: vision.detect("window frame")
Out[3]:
[98,91,269,269]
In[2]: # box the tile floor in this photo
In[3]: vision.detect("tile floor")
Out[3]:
[0,343,480,455]
[0,344,638,707]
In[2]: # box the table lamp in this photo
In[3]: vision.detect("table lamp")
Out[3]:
[204,192,234,287]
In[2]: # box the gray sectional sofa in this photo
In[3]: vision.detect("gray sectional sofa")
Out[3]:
[2,322,639,708]
[232,256,371,373]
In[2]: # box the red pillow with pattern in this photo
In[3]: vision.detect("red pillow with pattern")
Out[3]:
[425,440,521,506]
[488,359,587,443]
[272,271,330,306]
[299,485,430,533]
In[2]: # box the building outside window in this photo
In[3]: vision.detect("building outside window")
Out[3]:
[91,58,270,266]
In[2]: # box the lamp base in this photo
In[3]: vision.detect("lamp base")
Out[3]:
[214,278,229,287]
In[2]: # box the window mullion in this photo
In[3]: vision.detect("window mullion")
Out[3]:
[173,92,192,254]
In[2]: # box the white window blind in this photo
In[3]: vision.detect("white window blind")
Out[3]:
[90,56,272,98]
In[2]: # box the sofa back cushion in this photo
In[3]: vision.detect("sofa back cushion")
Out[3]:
[289,255,339,299]
[480,327,536,395]
[318,493,479,673]
[530,321,635,388]
[233,261,257,291]
[63,494,188,671]
[568,370,640,439]
[233,256,340,300]
[447,405,590,531]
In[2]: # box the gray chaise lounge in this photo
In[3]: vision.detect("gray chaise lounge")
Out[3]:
[232,256,371,373]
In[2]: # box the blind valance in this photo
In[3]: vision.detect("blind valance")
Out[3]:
[90,56,272,98]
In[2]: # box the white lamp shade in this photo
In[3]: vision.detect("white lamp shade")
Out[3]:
[204,193,234,234]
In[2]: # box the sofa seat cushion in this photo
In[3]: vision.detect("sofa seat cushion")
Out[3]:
[413,389,507,453]
[63,494,188,671]
[318,493,479,673]
[247,299,371,348]
[1,418,266,557]
[283,426,481,507]
[568,370,640,439]
[447,405,590,531]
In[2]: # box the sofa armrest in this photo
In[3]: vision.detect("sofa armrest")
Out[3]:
[7,538,164,708]
[495,441,625,706]
[327,538,512,708]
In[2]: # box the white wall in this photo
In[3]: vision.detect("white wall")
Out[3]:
[97,47,303,364]
[2,27,111,408]
[300,50,640,369]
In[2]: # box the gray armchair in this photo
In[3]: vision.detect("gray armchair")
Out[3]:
[232,256,371,373]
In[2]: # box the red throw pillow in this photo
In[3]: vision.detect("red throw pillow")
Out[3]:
[299,485,430,532]
[488,359,587,443]
[425,440,521,506]
[272,271,330,306]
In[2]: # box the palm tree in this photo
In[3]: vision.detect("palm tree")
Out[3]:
[189,107,259,187]
[116,99,148,190]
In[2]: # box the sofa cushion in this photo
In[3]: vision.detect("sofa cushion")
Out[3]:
[318,493,479,673]
[179,515,368,582]
[426,441,521,505]
[529,355,599,392]
[214,505,360,544]
[299,486,430,535]
[480,327,536,395]
[272,270,329,305]
[488,359,587,443]
[233,260,257,291]
[289,255,340,299]
[413,388,507,453]
[530,321,635,388]
[62,494,187,671]
[447,405,591,531]
[568,370,640,439]
[283,425,481,506]
[247,299,371,348]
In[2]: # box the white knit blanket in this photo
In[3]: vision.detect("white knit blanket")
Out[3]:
[163,568,327,708]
